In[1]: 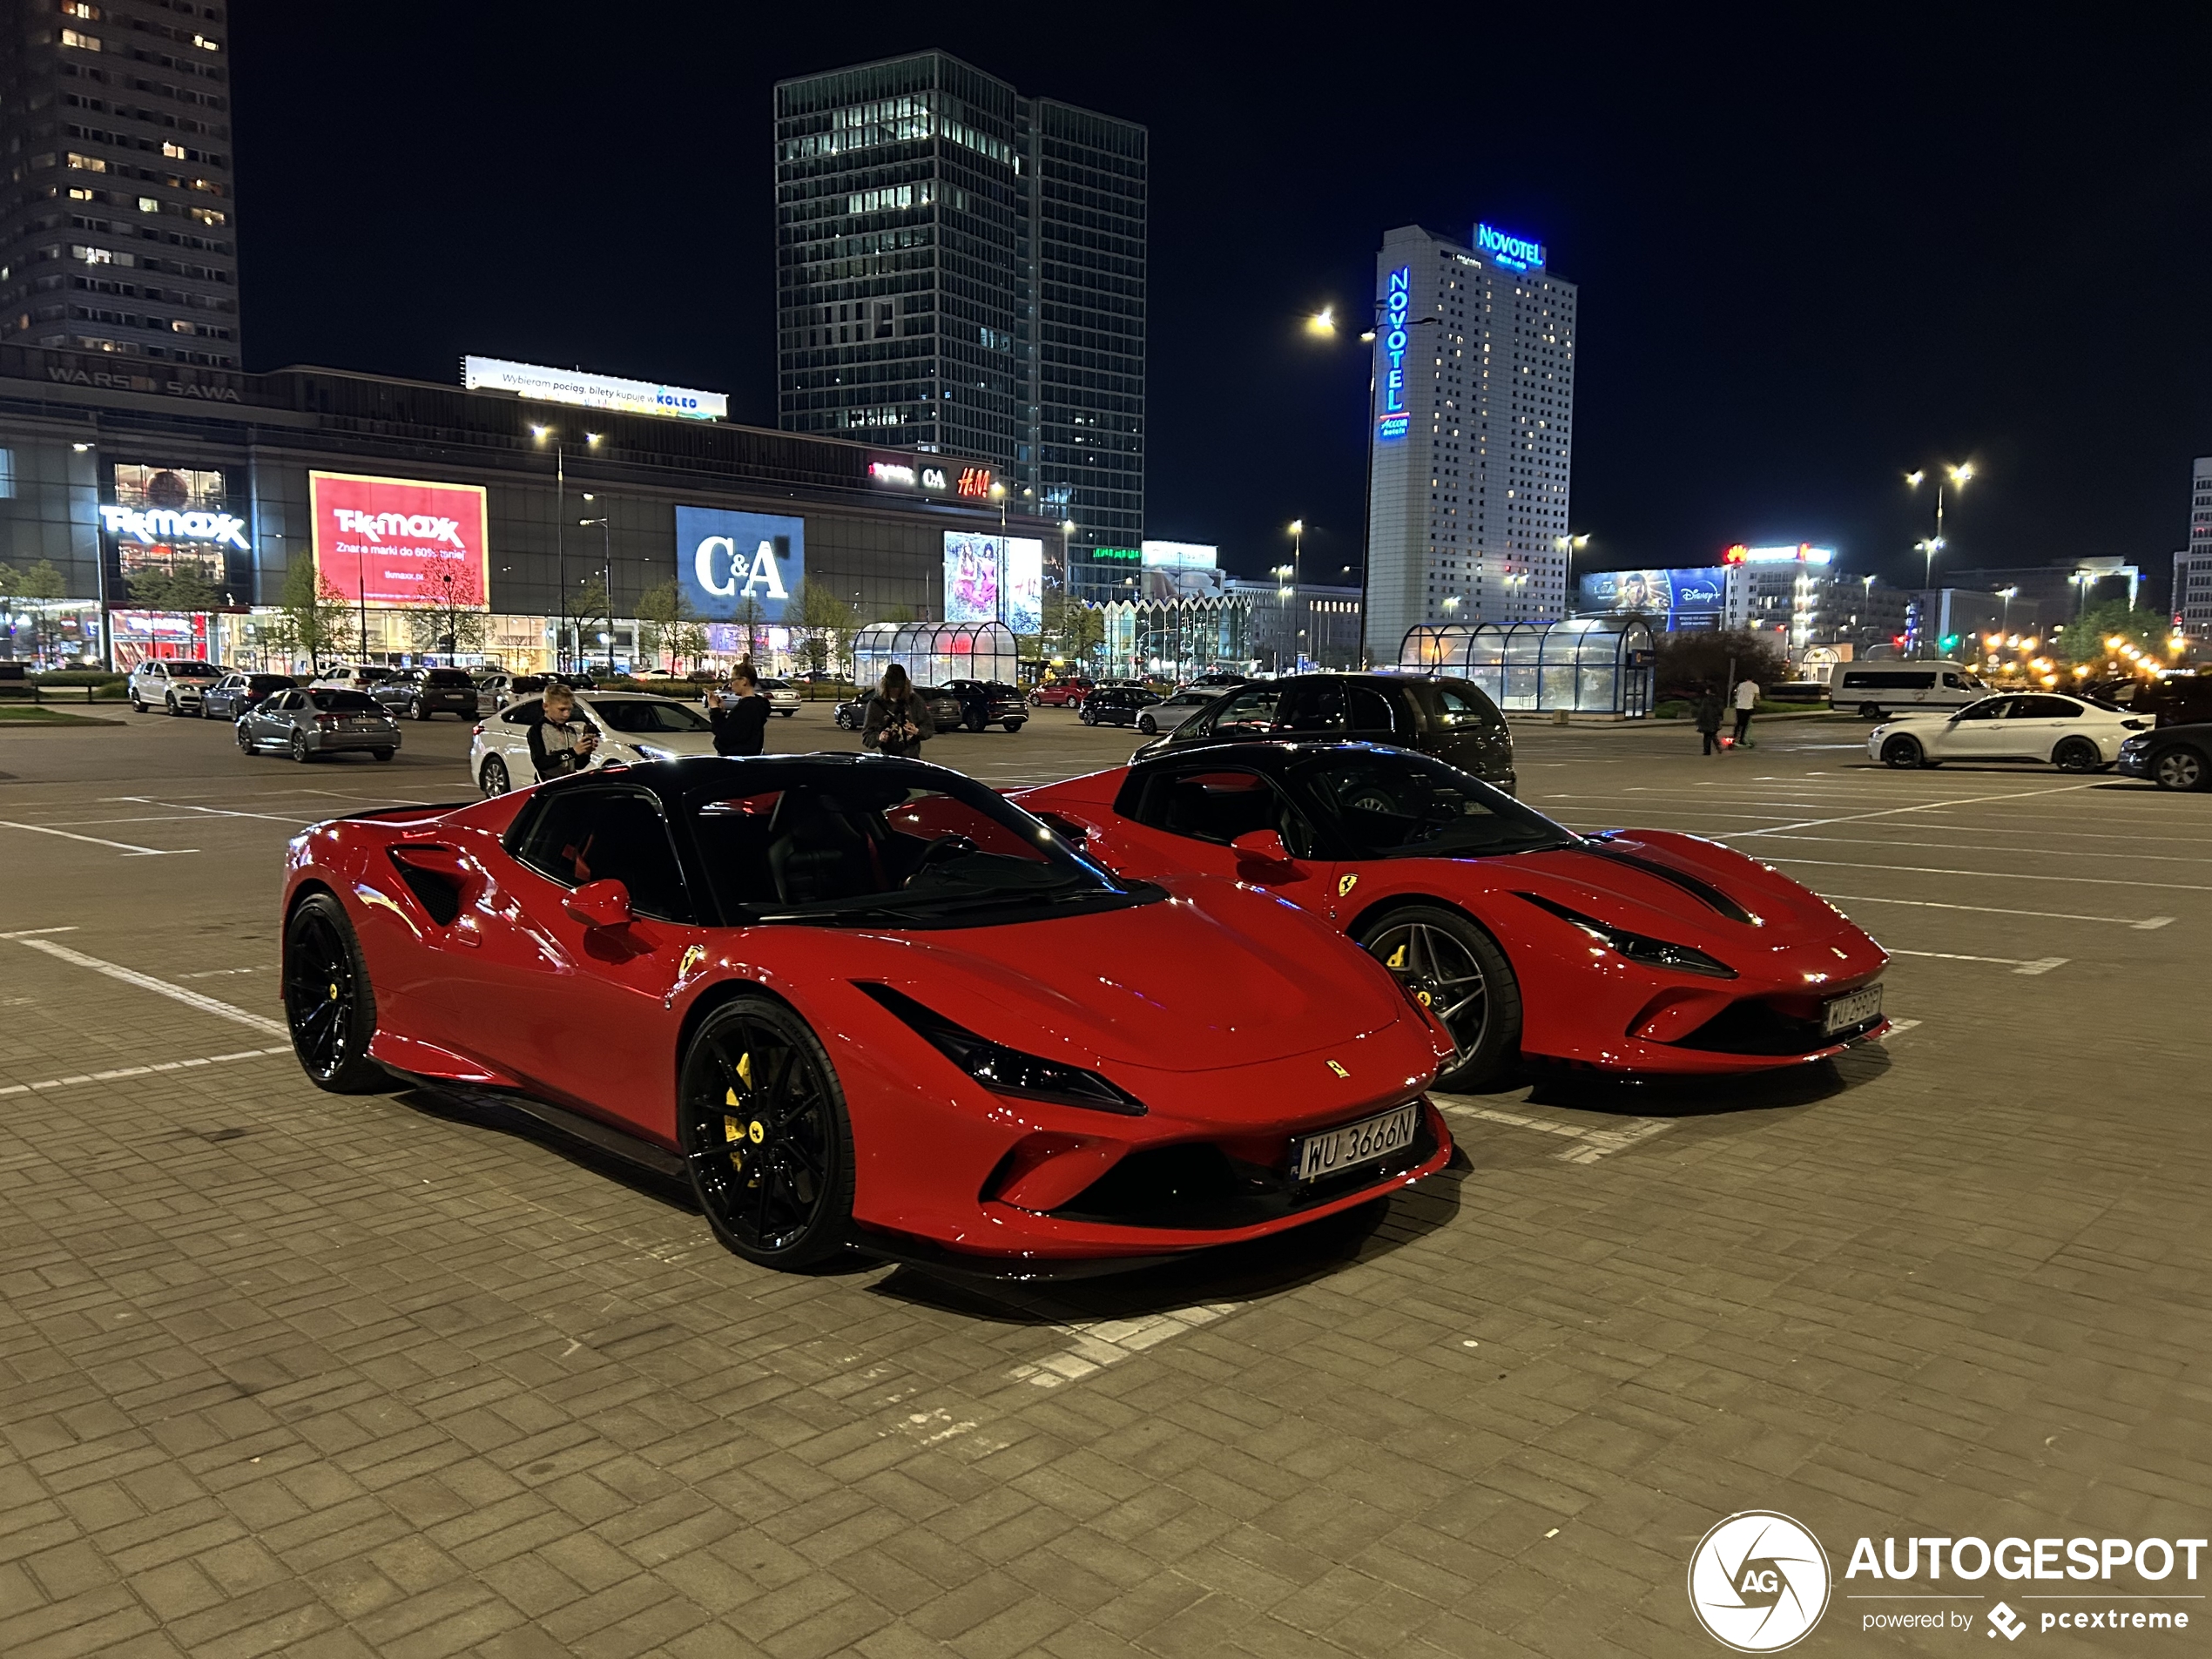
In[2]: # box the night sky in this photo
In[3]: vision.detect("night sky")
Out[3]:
[230,5,2212,595]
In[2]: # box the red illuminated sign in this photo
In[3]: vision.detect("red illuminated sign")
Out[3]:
[309,473,490,610]
[956,467,995,499]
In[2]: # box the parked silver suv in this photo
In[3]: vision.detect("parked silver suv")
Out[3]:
[127,658,222,715]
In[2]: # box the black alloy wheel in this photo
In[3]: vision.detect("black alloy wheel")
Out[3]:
[1880,734,1925,769]
[1137,715,1157,734]
[678,997,855,1269]
[1355,904,1522,1093]
[2153,746,2209,792]
[2054,737,2101,773]
[283,893,385,1092]
[291,731,313,763]
[235,724,253,753]
[479,753,510,795]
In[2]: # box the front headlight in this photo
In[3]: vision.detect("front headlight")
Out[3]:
[632,743,677,760]
[1515,893,1738,979]
[858,983,1146,1115]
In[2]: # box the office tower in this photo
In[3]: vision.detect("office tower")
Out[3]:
[1364,221,1575,661]
[774,51,1147,559]
[2177,456,2212,647]
[0,0,240,366]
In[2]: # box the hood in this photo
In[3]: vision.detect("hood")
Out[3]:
[1517,830,1862,945]
[842,880,1408,1073]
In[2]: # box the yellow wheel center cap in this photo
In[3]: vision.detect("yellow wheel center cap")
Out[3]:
[327,983,339,1001]
[748,1120,765,1144]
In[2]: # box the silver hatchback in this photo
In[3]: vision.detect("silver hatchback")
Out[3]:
[235,687,402,763]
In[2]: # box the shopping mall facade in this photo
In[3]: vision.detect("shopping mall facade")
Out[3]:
[0,344,1056,674]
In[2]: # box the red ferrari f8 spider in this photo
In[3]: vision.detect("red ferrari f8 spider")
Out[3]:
[1013,742,1890,1090]
[280,755,1453,1272]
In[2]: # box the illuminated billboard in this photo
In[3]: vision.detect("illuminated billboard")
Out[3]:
[462,355,727,421]
[942,533,1043,632]
[677,508,804,624]
[1580,569,1726,628]
[309,473,490,610]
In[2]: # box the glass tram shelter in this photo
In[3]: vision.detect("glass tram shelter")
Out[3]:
[852,621,1021,689]
[1397,618,1656,717]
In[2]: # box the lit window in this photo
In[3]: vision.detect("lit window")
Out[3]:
[192,32,219,50]
[161,140,185,158]
[138,197,158,212]
[61,1,100,16]
[187,206,225,226]
[64,152,106,172]
[59,26,100,48]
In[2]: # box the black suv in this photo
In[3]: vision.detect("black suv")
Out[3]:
[1135,673,1516,793]
[370,666,482,720]
[940,678,1028,732]
[1080,685,1162,727]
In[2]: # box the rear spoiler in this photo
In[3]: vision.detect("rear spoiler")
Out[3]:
[340,802,477,823]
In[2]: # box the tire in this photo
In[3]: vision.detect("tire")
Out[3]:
[1001,720,1023,733]
[414,699,432,721]
[1880,734,1925,769]
[235,725,253,753]
[282,892,386,1094]
[1355,905,1521,1093]
[165,694,179,716]
[131,693,145,712]
[964,712,984,732]
[2152,745,2209,792]
[677,996,855,1270]
[1137,715,1157,734]
[2053,737,2101,773]
[778,710,796,718]
[479,753,510,796]
[195,699,208,718]
[291,732,313,763]
[372,748,395,763]
[1857,703,1883,720]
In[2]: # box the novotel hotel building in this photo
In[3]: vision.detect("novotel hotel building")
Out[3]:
[1363,221,1579,662]
[0,344,1046,671]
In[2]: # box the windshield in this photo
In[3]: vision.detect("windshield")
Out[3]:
[592,698,712,734]
[1289,749,1576,860]
[168,662,218,677]
[684,764,1150,928]
[308,691,381,713]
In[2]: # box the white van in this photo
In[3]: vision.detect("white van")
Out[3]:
[1830,661,1987,718]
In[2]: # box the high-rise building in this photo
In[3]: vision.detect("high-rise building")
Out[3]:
[773,52,1146,570]
[2175,456,2212,647]
[1363,221,1575,662]
[0,1,240,367]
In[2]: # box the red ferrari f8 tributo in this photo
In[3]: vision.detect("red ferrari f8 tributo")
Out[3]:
[280,755,1455,1272]
[1013,742,1889,1090]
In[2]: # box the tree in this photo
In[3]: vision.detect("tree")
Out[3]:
[0,559,69,661]
[635,579,708,674]
[792,579,859,676]
[2048,598,2178,669]
[731,595,766,665]
[403,568,491,660]
[125,565,225,613]
[271,556,356,671]
[564,576,611,673]
[1042,591,1104,667]
[1653,628,1787,699]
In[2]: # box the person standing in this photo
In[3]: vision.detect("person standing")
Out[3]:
[527,682,600,780]
[1691,684,1724,756]
[1731,675,1761,747]
[862,664,929,759]
[709,664,771,757]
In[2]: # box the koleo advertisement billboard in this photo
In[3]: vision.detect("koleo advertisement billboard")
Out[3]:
[677,507,804,624]
[943,533,1043,633]
[310,473,489,610]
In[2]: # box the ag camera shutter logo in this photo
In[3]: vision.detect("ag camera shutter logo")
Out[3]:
[1688,1512,1830,1651]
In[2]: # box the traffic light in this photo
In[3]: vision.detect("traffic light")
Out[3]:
[1939,634,1959,652]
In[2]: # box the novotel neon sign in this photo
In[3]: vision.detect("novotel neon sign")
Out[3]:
[1475,222,1546,272]
[1375,265,1411,443]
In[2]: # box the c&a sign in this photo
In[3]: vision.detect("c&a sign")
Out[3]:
[676,507,805,624]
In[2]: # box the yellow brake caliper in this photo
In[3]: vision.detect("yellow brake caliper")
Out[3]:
[724,1051,759,1179]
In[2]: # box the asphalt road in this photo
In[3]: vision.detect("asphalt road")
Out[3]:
[0,703,2204,1657]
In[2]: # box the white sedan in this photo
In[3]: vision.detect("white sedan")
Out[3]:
[1136,689,1223,736]
[470,691,721,795]
[1869,692,2146,772]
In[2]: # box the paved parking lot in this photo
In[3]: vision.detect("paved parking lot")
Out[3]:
[1,703,2206,1657]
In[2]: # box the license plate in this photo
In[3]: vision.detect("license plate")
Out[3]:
[1289,1102,1420,1184]
[1823,983,1883,1035]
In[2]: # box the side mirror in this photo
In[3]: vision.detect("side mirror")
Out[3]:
[1231,829,1293,867]
[564,879,633,929]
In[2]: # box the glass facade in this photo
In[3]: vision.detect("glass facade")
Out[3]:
[1399,618,1656,717]
[853,619,1019,687]
[774,53,1146,564]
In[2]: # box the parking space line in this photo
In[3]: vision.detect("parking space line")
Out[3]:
[1817,894,2175,929]
[10,937,287,1036]
[0,926,78,940]
[1431,1096,1676,1163]
[111,795,321,825]
[1731,781,2101,837]
[0,1046,293,1098]
[1744,833,2212,866]
[0,818,198,856]
[1757,857,2211,893]
[1006,1303,1244,1388]
[1890,948,2067,975]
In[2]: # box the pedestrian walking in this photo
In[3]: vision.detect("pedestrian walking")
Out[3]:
[1691,685,1724,756]
[1731,676,1761,747]
[861,664,930,759]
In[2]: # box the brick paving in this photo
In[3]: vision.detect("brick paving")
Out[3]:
[1,711,2208,1656]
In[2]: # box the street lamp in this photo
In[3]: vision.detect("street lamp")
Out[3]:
[579,516,612,673]
[1554,533,1589,617]
[1305,307,1336,339]
[1905,462,1973,604]
[533,425,602,671]
[1997,584,2017,637]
